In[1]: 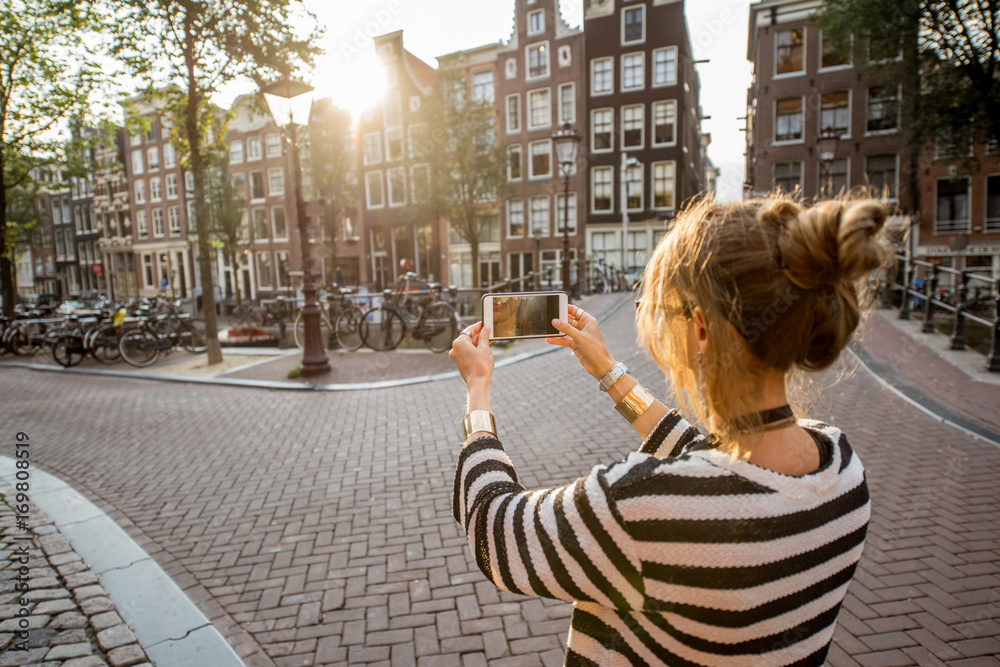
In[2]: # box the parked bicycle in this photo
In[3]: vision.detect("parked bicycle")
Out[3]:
[119,311,207,367]
[361,275,460,353]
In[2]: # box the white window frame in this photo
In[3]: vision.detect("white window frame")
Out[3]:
[134,179,146,204]
[506,94,521,134]
[864,153,899,202]
[818,156,851,197]
[363,132,382,165]
[247,137,262,161]
[166,174,178,199]
[621,52,645,91]
[774,161,805,196]
[652,47,677,88]
[387,167,406,207]
[365,171,385,209]
[256,251,273,289]
[530,195,550,237]
[265,133,282,158]
[271,206,288,240]
[146,147,160,171]
[625,164,644,212]
[268,167,284,196]
[865,85,902,136]
[591,166,614,214]
[528,9,545,36]
[152,208,164,237]
[774,27,806,79]
[819,90,852,139]
[131,150,144,175]
[556,193,577,234]
[229,140,244,164]
[525,41,550,81]
[168,206,181,235]
[774,96,806,145]
[149,177,162,202]
[137,210,148,238]
[621,5,646,46]
[142,253,154,287]
[528,139,552,180]
[508,145,523,182]
[652,100,678,147]
[591,108,614,153]
[507,199,525,239]
[558,83,575,125]
[622,104,645,151]
[591,57,614,96]
[528,88,551,131]
[385,127,404,161]
[652,161,676,211]
[819,31,853,71]
[163,143,176,168]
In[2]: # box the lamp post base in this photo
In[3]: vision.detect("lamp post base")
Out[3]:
[299,283,330,377]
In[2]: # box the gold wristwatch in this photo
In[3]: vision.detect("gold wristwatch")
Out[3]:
[462,410,498,439]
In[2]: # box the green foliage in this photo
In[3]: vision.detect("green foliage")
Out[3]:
[413,70,507,287]
[205,151,249,305]
[816,0,1000,157]
[287,364,301,379]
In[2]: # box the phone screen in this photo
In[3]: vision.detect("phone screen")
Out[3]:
[490,294,563,339]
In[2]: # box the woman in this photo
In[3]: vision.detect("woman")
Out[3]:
[449,196,890,666]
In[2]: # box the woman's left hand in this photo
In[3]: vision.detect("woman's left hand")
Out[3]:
[449,321,493,390]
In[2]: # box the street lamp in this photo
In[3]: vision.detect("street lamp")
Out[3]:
[817,126,841,199]
[262,76,330,376]
[552,123,580,296]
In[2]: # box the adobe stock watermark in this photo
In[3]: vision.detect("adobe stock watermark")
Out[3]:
[338,0,404,63]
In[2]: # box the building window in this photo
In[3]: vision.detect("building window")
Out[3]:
[774,161,803,195]
[247,136,262,160]
[272,206,288,239]
[508,145,523,181]
[622,105,644,149]
[384,90,403,127]
[143,254,154,287]
[152,208,164,237]
[150,177,162,201]
[622,53,644,90]
[146,147,160,170]
[256,252,273,289]
[163,143,176,168]
[166,174,177,199]
[622,5,645,44]
[275,251,291,288]
[986,176,1000,233]
[556,193,577,233]
[473,71,494,103]
[592,108,613,151]
[131,150,144,175]
[530,196,549,237]
[268,168,284,196]
[388,167,406,206]
[529,140,551,179]
[168,207,181,235]
[528,89,551,130]
[134,180,145,204]
[864,154,898,199]
[528,9,544,35]
[625,164,643,211]
[230,172,245,199]
[507,199,524,238]
[265,133,282,158]
[229,141,244,163]
[137,211,148,238]
[558,44,572,67]
[252,209,268,241]
[527,43,549,79]
[653,162,676,209]
[935,179,970,233]
[653,47,677,87]
[386,128,403,161]
[776,28,805,75]
[652,101,677,146]
[366,171,384,208]
[506,94,521,133]
[867,86,899,132]
[363,133,382,165]
[592,166,613,212]
[250,171,265,200]
[591,57,613,95]
[775,97,804,142]
[824,157,850,196]
[410,164,430,203]
[820,92,850,136]
[558,83,575,124]
[821,32,852,69]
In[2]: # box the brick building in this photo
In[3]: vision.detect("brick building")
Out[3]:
[94,127,137,301]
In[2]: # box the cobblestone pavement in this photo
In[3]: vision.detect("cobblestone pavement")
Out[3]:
[0,482,152,667]
[1,301,999,666]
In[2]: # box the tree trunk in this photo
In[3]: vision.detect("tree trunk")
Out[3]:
[232,251,242,308]
[0,148,14,317]
[184,27,222,364]
[470,234,480,291]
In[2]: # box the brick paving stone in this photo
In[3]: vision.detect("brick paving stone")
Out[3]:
[50,629,89,646]
[47,612,88,630]
[44,642,93,660]
[79,597,116,617]
[90,611,123,632]
[0,647,49,666]
[96,624,137,652]
[61,658,111,667]
[106,645,147,667]
[32,599,77,616]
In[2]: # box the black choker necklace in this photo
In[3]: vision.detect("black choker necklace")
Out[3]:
[734,404,796,433]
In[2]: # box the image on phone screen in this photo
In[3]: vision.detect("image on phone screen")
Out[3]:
[491,294,562,339]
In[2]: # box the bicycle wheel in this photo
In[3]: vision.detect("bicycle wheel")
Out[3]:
[422,303,459,353]
[361,307,405,351]
[91,325,123,365]
[294,311,331,349]
[119,329,160,367]
[10,322,44,356]
[178,318,207,353]
[334,307,365,351]
[53,335,86,367]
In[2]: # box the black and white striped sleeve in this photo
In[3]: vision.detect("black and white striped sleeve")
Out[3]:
[453,436,647,610]
[637,409,705,458]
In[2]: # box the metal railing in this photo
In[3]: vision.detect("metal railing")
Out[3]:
[888,252,1000,372]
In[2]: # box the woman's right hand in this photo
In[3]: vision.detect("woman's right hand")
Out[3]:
[546,304,617,381]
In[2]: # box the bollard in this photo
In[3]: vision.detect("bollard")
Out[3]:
[950,270,968,350]
[922,265,939,334]
[277,297,291,349]
[899,259,914,320]
[987,279,1000,372]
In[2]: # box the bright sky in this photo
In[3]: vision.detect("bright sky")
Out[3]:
[221,0,754,202]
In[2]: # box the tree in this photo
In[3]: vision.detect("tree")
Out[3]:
[205,151,249,308]
[0,1,101,316]
[817,0,1000,167]
[415,71,507,289]
[306,99,356,285]
[110,0,320,364]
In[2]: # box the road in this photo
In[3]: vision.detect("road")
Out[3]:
[1,301,998,666]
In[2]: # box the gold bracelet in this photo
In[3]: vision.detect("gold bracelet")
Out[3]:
[462,410,497,439]
[615,385,655,424]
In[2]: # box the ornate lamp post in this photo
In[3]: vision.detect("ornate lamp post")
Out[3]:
[262,77,330,376]
[817,126,841,199]
[552,123,581,296]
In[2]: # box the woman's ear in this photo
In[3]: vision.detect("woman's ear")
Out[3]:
[691,306,709,357]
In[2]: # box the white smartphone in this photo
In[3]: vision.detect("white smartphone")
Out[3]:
[482,292,569,341]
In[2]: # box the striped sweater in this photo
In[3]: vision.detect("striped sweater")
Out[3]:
[452,410,869,666]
